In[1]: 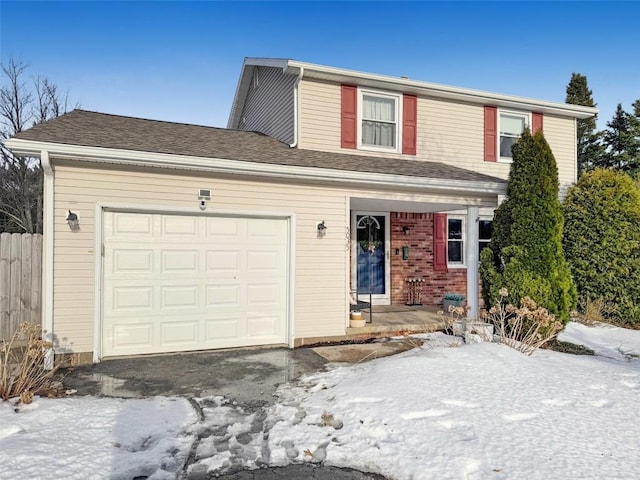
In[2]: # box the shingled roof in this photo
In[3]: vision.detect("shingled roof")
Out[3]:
[12,109,505,184]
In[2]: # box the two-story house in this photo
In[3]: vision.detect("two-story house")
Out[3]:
[6,58,597,363]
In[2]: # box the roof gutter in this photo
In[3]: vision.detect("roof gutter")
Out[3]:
[5,138,506,196]
[289,66,304,148]
[40,150,55,369]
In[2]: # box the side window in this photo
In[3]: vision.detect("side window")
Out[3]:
[478,219,493,257]
[447,217,464,265]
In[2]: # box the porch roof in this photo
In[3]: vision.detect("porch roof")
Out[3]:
[8,110,505,192]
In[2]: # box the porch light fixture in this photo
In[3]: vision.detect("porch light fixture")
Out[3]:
[66,210,79,231]
[403,225,411,235]
[317,220,327,235]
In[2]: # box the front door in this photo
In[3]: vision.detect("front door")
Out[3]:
[351,212,390,305]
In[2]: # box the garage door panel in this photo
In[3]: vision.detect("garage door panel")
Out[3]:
[246,315,280,338]
[247,283,282,306]
[161,215,199,236]
[247,218,284,238]
[206,284,241,307]
[161,321,198,345]
[111,323,154,348]
[111,287,154,311]
[247,250,282,273]
[206,217,242,238]
[206,250,241,273]
[112,213,153,236]
[161,285,199,308]
[161,250,200,272]
[113,250,154,272]
[205,317,242,342]
[103,212,288,357]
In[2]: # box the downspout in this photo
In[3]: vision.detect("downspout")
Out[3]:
[41,150,55,369]
[288,67,304,148]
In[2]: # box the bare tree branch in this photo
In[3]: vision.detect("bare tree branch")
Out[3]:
[0,57,33,138]
[1,58,73,233]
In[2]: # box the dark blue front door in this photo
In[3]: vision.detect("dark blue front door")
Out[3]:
[356,215,385,294]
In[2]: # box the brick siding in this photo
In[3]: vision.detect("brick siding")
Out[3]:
[390,212,467,307]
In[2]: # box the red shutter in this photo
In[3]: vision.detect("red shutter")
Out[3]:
[532,112,543,134]
[341,84,357,149]
[402,94,417,155]
[433,213,448,272]
[484,106,497,162]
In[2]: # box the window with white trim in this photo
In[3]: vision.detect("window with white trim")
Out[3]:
[446,216,493,267]
[499,111,529,159]
[447,217,465,266]
[359,90,400,151]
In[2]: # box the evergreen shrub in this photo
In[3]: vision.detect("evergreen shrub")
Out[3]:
[480,129,576,322]
[563,169,640,325]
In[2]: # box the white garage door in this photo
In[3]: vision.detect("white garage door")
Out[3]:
[102,211,289,357]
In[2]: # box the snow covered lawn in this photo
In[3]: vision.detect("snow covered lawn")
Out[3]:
[266,332,640,479]
[0,396,198,479]
[1,322,639,479]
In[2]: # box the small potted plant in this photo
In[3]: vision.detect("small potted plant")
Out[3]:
[442,292,465,313]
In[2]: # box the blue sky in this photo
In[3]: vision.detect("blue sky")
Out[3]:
[1,1,638,130]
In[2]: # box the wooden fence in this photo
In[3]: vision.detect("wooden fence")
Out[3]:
[0,233,43,341]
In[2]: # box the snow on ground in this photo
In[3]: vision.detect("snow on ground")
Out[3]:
[559,321,640,360]
[0,396,197,479]
[1,323,639,480]
[265,330,640,480]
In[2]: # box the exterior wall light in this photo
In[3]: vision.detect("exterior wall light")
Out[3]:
[403,225,411,235]
[317,220,327,236]
[66,210,79,231]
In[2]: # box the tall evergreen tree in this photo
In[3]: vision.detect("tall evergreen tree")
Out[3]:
[631,99,640,178]
[601,103,640,175]
[565,73,603,175]
[480,129,576,321]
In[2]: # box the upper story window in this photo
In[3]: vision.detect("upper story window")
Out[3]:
[342,85,416,155]
[358,90,401,152]
[499,111,530,160]
[485,106,541,163]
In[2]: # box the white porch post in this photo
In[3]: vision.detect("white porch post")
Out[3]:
[466,206,479,319]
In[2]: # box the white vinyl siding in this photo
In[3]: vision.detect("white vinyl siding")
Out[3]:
[238,66,297,144]
[297,78,578,196]
[298,79,342,151]
[541,114,578,198]
[52,163,348,354]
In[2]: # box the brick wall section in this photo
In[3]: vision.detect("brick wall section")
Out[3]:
[390,212,466,307]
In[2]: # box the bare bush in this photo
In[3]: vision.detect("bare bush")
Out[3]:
[0,323,67,402]
[482,288,563,356]
[438,305,469,332]
[577,297,616,325]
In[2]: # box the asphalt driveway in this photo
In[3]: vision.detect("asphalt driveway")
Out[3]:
[64,347,328,409]
[62,344,401,479]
